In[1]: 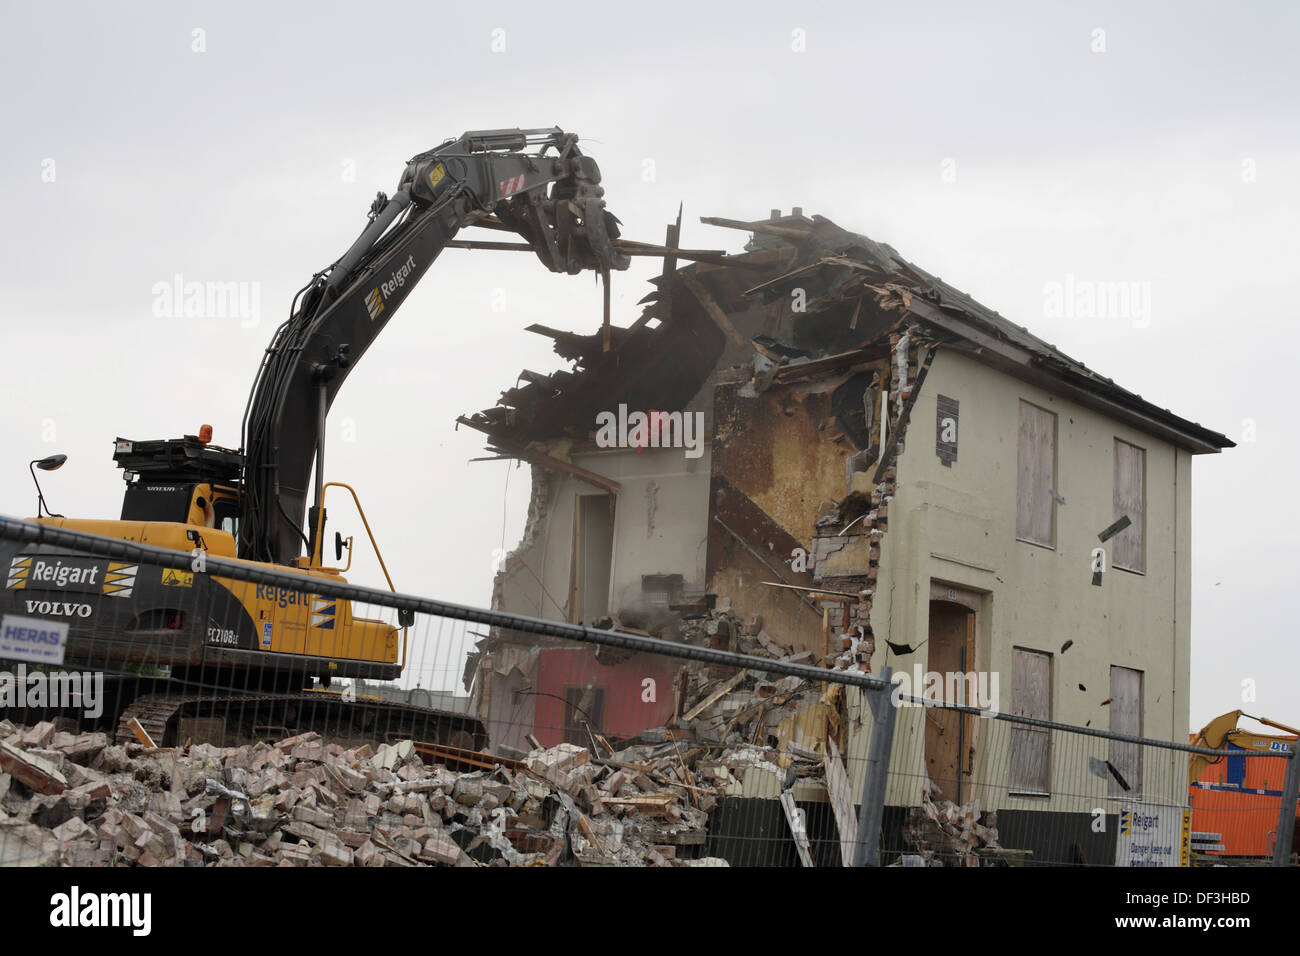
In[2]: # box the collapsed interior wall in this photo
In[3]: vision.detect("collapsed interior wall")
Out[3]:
[462,212,949,752]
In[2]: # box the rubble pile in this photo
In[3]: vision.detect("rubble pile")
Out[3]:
[0,719,729,867]
[900,777,1002,867]
[654,607,853,774]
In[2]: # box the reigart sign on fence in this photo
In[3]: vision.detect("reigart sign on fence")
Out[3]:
[1116,805,1192,867]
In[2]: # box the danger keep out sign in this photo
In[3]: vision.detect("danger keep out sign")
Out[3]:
[1116,805,1192,867]
[0,614,69,666]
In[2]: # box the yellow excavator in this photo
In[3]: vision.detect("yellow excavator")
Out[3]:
[1188,710,1299,859]
[1,128,628,748]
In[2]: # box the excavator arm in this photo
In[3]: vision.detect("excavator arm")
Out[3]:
[1189,709,1300,783]
[239,128,629,565]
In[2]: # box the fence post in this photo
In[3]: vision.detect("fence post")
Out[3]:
[854,665,897,867]
[1271,749,1299,867]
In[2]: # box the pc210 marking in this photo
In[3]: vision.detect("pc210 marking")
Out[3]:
[206,624,239,646]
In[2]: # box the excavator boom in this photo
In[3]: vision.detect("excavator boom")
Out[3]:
[240,127,629,565]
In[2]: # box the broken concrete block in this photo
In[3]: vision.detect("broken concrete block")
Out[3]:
[53,731,108,766]
[419,831,462,866]
[276,731,322,751]
[525,744,590,787]
[292,804,333,828]
[354,840,379,867]
[333,828,368,849]
[52,816,95,844]
[92,745,129,773]
[0,740,67,794]
[143,811,183,857]
[278,842,313,864]
[452,776,484,807]
[370,741,414,772]
[283,820,329,846]
[290,766,324,789]
[291,742,326,763]
[315,835,353,867]
[20,721,56,749]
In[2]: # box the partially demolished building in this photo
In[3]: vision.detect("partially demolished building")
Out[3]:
[460,209,1232,863]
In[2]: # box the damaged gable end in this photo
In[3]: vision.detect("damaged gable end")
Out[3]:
[457,207,1232,811]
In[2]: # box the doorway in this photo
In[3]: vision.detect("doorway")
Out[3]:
[569,494,615,624]
[924,596,977,803]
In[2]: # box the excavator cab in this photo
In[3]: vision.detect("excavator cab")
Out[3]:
[115,431,245,528]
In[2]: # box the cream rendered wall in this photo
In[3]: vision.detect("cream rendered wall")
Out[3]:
[497,446,712,622]
[851,349,1193,813]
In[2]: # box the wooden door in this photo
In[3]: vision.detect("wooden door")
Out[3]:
[925,599,976,803]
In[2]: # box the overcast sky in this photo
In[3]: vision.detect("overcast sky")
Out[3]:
[0,1,1294,727]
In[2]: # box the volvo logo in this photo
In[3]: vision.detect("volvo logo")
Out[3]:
[24,600,92,619]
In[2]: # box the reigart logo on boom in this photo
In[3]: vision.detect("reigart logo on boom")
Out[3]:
[366,253,418,320]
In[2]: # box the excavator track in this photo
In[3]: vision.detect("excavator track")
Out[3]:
[114,690,485,751]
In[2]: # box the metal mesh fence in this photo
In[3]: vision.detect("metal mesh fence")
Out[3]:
[873,698,1292,867]
[0,515,1294,868]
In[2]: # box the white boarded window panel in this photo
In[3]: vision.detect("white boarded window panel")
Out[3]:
[1108,666,1143,798]
[1009,648,1051,793]
[1113,439,1145,572]
[1016,401,1056,547]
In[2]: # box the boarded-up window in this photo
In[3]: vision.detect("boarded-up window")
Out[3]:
[1108,666,1143,797]
[1016,401,1056,547]
[1113,440,1145,572]
[1009,648,1051,793]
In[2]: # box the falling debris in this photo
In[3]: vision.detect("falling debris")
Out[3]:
[1049,489,1066,506]
[1060,639,1074,654]
[1097,515,1132,543]
[1099,697,1114,707]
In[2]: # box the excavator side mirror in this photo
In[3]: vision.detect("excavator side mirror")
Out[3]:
[334,531,346,563]
[397,608,416,628]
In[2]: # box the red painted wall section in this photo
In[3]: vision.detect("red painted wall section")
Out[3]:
[533,647,679,746]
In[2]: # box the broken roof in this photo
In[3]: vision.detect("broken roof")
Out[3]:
[460,212,1233,456]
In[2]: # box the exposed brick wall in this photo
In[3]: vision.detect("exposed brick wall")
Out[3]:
[810,326,937,673]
